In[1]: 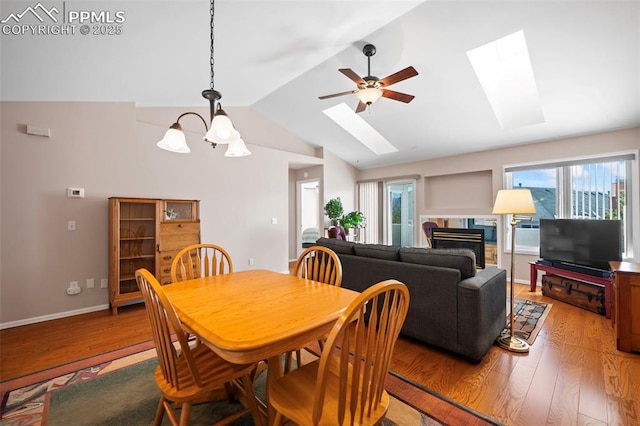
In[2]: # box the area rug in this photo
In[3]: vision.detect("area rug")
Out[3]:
[0,345,501,426]
[503,298,552,345]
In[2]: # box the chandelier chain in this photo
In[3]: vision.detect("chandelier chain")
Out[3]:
[209,0,215,91]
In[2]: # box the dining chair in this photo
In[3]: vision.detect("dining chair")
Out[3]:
[286,245,343,372]
[135,268,262,426]
[269,279,410,426]
[170,243,233,283]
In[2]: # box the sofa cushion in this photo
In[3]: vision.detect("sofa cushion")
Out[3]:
[315,237,355,255]
[353,244,400,261]
[399,247,477,279]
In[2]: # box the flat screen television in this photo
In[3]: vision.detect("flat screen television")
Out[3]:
[539,219,622,271]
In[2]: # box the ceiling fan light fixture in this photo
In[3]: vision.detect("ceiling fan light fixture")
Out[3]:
[319,44,418,113]
[157,123,191,153]
[356,87,383,105]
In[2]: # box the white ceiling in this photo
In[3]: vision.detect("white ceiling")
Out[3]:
[2,1,639,169]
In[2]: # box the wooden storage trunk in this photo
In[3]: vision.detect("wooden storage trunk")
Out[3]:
[541,274,606,315]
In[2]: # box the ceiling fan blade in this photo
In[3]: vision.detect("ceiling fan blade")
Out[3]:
[355,101,367,113]
[380,66,419,87]
[339,68,366,85]
[382,89,415,103]
[318,90,358,100]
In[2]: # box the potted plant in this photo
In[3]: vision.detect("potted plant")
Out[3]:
[340,211,366,231]
[324,198,344,226]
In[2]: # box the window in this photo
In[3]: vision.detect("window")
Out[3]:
[505,153,634,258]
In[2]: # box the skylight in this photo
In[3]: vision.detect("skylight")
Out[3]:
[322,103,398,155]
[467,30,544,130]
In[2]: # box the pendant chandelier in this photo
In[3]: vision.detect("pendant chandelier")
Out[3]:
[157,0,250,157]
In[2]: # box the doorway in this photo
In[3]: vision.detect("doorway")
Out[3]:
[296,179,320,257]
[385,181,415,246]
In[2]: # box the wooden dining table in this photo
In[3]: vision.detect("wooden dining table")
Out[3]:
[162,269,360,424]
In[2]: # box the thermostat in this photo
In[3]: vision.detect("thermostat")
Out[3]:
[67,187,85,198]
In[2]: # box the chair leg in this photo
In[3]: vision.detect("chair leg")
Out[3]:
[273,411,284,426]
[295,349,302,369]
[240,373,263,426]
[153,397,166,426]
[224,381,236,402]
[162,399,180,426]
[179,402,192,426]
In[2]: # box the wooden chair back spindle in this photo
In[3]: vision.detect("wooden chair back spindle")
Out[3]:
[293,245,342,287]
[171,243,233,283]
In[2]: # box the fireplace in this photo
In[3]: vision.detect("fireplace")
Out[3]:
[432,228,486,268]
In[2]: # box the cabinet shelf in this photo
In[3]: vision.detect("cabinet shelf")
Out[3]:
[119,255,155,260]
[120,237,155,241]
[119,274,137,282]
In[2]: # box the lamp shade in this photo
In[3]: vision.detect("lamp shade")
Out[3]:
[157,124,191,153]
[492,189,536,214]
[356,87,383,105]
[224,139,251,157]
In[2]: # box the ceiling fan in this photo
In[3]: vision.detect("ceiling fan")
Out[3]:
[319,43,419,113]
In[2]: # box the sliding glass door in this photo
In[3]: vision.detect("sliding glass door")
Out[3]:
[386,181,415,246]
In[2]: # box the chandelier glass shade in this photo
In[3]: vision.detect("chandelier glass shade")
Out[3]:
[156,0,250,157]
[224,138,251,157]
[157,124,191,153]
[204,106,240,144]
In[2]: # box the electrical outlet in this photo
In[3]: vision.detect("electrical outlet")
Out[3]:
[248,258,254,266]
[67,220,76,231]
[86,278,94,288]
[100,278,108,288]
[66,281,81,295]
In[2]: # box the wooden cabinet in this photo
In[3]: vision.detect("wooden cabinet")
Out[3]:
[157,200,200,285]
[108,197,200,314]
[610,261,640,353]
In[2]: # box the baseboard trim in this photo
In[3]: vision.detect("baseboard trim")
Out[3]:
[0,304,110,330]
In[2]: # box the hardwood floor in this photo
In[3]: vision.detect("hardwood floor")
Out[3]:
[1,283,638,425]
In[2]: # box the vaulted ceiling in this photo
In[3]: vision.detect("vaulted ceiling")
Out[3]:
[2,1,638,169]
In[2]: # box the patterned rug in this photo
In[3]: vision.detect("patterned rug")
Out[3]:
[0,343,501,426]
[503,298,552,345]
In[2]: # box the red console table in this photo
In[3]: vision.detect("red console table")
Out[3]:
[530,261,613,319]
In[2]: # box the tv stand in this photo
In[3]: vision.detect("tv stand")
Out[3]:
[530,261,612,319]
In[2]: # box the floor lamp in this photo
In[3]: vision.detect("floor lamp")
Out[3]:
[492,189,536,353]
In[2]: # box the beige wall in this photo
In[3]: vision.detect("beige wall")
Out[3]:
[358,127,640,283]
[322,148,359,227]
[1,100,636,326]
[0,101,323,326]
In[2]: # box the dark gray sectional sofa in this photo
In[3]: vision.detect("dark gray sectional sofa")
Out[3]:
[315,237,507,362]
